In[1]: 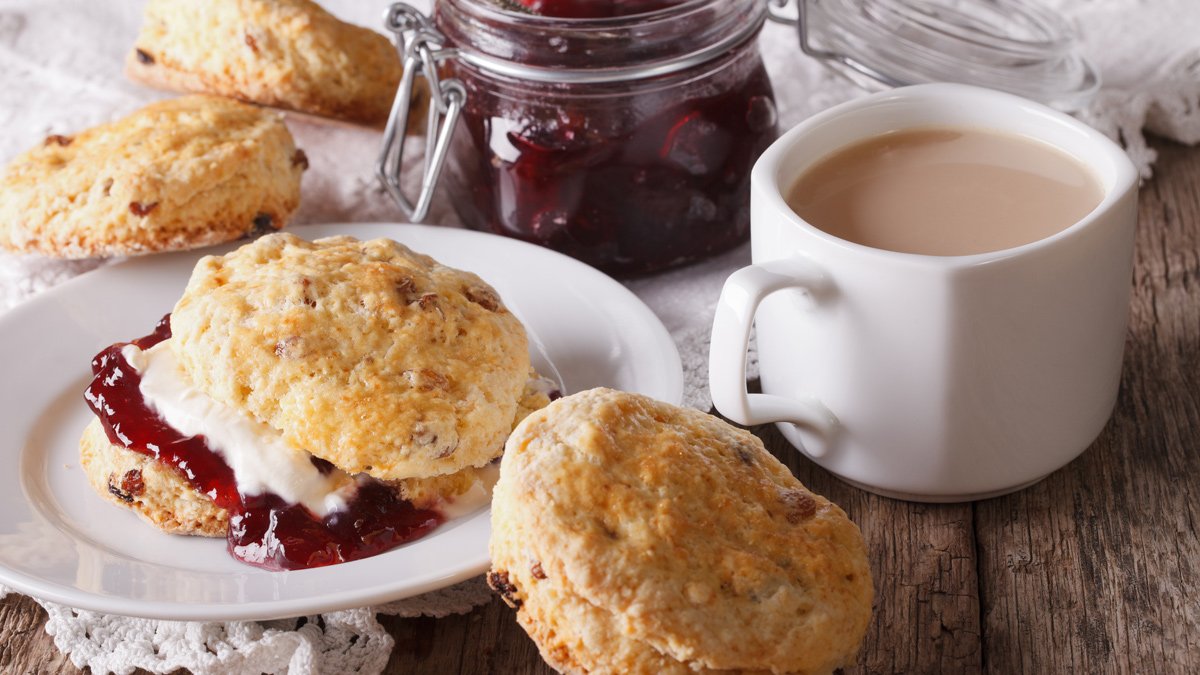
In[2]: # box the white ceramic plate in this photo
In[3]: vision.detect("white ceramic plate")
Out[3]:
[0,223,683,621]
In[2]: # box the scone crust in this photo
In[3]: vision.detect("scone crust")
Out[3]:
[129,0,405,127]
[0,95,303,259]
[170,233,531,481]
[491,388,874,675]
[79,419,228,537]
[495,563,717,675]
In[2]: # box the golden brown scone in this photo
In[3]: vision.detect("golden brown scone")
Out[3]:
[489,388,874,675]
[0,95,305,259]
[171,233,532,481]
[79,419,228,537]
[127,0,420,127]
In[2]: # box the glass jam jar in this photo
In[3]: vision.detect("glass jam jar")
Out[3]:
[379,0,778,275]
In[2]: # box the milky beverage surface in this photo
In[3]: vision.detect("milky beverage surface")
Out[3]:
[786,128,1104,256]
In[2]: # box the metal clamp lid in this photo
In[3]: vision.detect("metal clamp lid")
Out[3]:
[768,0,1099,111]
[376,4,464,223]
[768,0,904,87]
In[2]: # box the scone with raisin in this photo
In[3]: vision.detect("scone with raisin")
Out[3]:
[0,95,305,259]
[80,234,553,569]
[127,0,423,128]
[79,419,229,537]
[489,388,873,675]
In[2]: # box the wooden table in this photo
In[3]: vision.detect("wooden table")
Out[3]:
[2,136,1197,674]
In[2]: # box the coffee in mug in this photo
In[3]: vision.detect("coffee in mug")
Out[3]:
[785,127,1103,256]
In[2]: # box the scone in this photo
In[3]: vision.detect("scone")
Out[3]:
[170,233,532,479]
[81,234,553,570]
[127,0,422,128]
[489,388,873,675]
[0,95,305,259]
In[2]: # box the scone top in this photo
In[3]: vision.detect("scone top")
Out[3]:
[170,233,530,480]
[492,388,874,675]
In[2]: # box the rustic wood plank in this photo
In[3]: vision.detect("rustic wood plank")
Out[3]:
[0,593,78,675]
[975,137,1200,674]
[383,596,554,674]
[756,423,983,675]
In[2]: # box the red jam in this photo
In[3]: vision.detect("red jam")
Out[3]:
[439,0,778,275]
[84,315,442,571]
[448,68,775,275]
[506,0,688,18]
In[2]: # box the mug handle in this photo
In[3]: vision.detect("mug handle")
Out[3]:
[709,257,838,440]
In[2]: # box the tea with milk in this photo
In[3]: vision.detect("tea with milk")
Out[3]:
[786,128,1103,256]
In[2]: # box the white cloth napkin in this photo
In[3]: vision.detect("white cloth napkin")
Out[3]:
[0,0,1195,672]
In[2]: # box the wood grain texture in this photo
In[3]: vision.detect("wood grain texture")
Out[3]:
[0,137,1196,674]
[0,593,76,675]
[758,423,985,675]
[975,138,1200,674]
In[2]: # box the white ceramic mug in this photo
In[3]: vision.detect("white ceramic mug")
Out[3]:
[709,83,1139,502]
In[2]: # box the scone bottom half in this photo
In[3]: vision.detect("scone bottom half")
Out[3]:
[79,235,555,570]
[488,388,874,675]
[0,95,306,259]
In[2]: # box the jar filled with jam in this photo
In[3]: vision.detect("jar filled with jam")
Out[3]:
[379,0,778,275]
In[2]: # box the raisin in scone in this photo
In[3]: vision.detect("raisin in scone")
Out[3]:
[489,388,874,675]
[79,419,229,537]
[128,0,419,127]
[0,95,304,259]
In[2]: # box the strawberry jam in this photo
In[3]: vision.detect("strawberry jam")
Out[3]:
[436,0,777,275]
[84,315,442,571]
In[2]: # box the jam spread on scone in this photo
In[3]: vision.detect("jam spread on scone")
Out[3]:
[85,315,441,570]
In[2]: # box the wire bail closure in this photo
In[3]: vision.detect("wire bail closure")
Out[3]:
[376,3,465,222]
[765,0,1097,109]
[766,0,905,88]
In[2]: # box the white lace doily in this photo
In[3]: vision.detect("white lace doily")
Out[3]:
[0,578,492,675]
[0,0,1195,672]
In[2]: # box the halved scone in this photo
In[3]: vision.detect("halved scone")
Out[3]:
[81,234,554,569]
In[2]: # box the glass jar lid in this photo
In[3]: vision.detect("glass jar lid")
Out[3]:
[779,0,1099,111]
[436,0,769,84]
